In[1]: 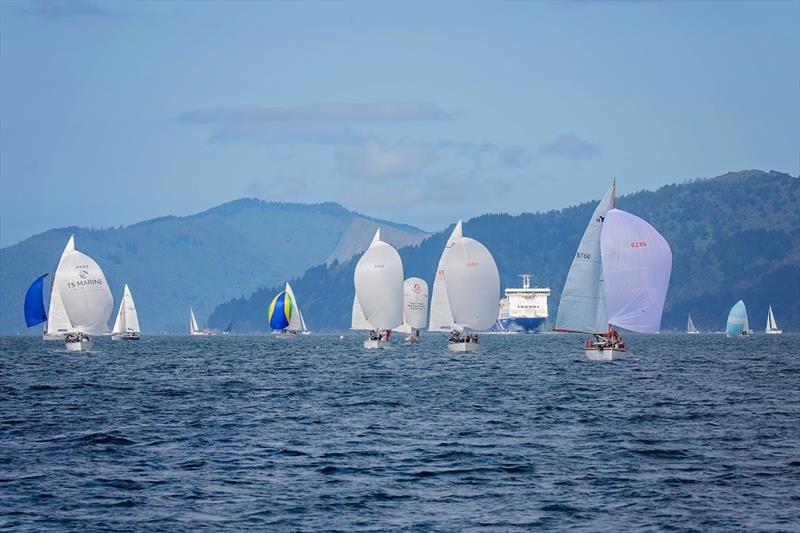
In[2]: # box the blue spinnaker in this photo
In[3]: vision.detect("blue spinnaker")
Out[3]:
[24,273,49,327]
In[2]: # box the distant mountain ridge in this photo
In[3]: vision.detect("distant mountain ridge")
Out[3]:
[0,199,428,333]
[209,170,800,333]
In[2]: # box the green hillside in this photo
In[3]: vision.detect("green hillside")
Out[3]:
[210,170,800,333]
[0,200,428,333]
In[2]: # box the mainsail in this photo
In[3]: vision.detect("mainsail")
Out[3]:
[189,308,200,334]
[24,273,49,327]
[600,208,672,334]
[396,277,429,333]
[725,300,749,337]
[428,221,463,332]
[54,237,114,335]
[554,181,616,334]
[45,236,76,337]
[112,284,140,334]
[443,235,500,331]
[353,228,404,331]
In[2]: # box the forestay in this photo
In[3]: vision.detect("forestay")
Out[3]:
[600,208,672,334]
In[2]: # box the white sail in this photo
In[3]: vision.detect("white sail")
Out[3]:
[45,235,75,337]
[284,282,307,332]
[600,208,672,334]
[443,236,500,331]
[353,228,404,330]
[555,181,616,334]
[687,314,698,333]
[55,245,114,335]
[766,305,780,332]
[350,295,371,330]
[189,308,200,333]
[397,277,429,333]
[428,221,463,332]
[112,284,140,333]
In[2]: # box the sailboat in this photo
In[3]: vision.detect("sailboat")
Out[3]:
[111,284,140,340]
[352,228,404,349]
[726,300,753,337]
[687,314,699,334]
[268,282,309,336]
[189,308,213,336]
[428,221,500,352]
[223,321,233,335]
[765,305,782,335]
[26,235,114,351]
[554,180,672,360]
[395,277,429,342]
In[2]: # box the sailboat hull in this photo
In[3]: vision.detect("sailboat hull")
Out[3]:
[765,330,783,335]
[65,336,93,352]
[112,333,140,341]
[448,341,479,353]
[687,331,700,335]
[363,338,390,349]
[584,346,624,361]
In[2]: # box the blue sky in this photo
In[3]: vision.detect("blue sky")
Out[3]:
[1,0,798,246]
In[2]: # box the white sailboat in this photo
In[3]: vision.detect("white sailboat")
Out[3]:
[268,282,310,336]
[43,235,114,351]
[554,180,672,360]
[765,305,782,335]
[429,221,500,352]
[395,277,429,342]
[352,228,404,349]
[111,284,141,340]
[725,300,752,337]
[189,308,213,336]
[687,314,699,334]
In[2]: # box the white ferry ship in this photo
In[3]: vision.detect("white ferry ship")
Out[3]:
[497,274,550,332]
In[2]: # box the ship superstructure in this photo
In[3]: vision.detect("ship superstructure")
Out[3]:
[497,274,550,332]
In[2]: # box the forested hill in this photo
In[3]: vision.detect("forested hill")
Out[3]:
[209,170,800,333]
[0,199,428,333]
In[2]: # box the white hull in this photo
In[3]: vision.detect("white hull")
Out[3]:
[43,333,65,341]
[584,346,624,361]
[190,331,214,336]
[727,331,753,338]
[273,331,298,339]
[363,338,390,349]
[765,329,782,335]
[112,333,140,341]
[65,337,93,352]
[448,341,479,353]
[687,331,700,335]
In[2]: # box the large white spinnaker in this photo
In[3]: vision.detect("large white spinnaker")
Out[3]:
[428,221,463,332]
[45,235,76,337]
[555,181,616,334]
[443,236,500,331]
[353,229,404,331]
[55,245,114,335]
[600,209,672,334]
[112,284,140,335]
[397,277,429,333]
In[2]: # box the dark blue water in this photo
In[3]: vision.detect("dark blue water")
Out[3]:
[2,334,799,530]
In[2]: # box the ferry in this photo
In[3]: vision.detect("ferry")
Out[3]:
[497,274,550,333]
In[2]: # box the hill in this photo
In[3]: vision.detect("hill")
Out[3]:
[209,170,800,333]
[0,200,428,333]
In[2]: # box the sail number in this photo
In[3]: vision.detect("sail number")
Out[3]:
[630,241,647,248]
[576,252,591,260]
[465,261,479,267]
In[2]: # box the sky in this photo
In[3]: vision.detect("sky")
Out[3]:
[1,0,798,246]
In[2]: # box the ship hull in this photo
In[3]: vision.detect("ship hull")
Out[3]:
[498,317,546,333]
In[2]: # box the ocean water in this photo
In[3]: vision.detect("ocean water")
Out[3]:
[1,333,798,531]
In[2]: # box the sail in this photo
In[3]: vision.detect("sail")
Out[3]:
[350,295,371,330]
[443,236,500,331]
[353,228,404,330]
[190,308,200,333]
[554,181,616,334]
[687,314,698,333]
[600,208,672,334]
[725,300,748,336]
[24,273,49,327]
[118,284,140,333]
[268,289,292,330]
[428,221,463,332]
[767,305,779,332]
[45,236,76,336]
[398,277,429,332]
[55,247,114,335]
[285,282,307,332]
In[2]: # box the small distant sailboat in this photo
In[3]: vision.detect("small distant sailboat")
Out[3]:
[687,314,699,334]
[352,228,404,349]
[189,308,213,336]
[725,300,753,338]
[429,221,500,353]
[268,282,309,336]
[111,284,140,340]
[27,235,114,351]
[554,180,672,360]
[765,305,782,335]
[395,277,429,342]
[223,321,233,335]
